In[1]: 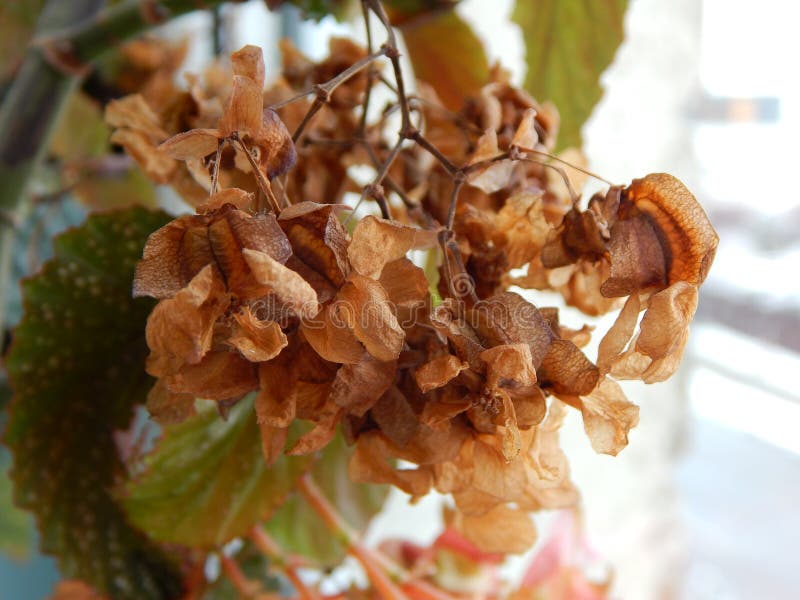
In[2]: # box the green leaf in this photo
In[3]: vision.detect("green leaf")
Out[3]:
[49,92,109,162]
[123,397,313,549]
[0,451,31,561]
[4,207,183,599]
[399,9,489,110]
[265,433,388,567]
[513,0,628,150]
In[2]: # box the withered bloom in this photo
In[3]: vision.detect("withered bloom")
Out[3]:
[124,39,718,559]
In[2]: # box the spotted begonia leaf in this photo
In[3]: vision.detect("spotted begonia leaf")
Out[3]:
[123,396,313,549]
[4,208,183,599]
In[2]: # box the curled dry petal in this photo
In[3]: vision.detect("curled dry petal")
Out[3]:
[196,187,254,214]
[510,108,539,149]
[145,265,229,376]
[165,351,258,401]
[134,206,291,299]
[230,44,265,88]
[371,387,419,447]
[159,128,220,160]
[538,339,599,397]
[329,355,396,417]
[579,378,639,456]
[146,379,195,426]
[597,293,641,373]
[219,74,263,138]
[466,129,515,194]
[243,248,320,319]
[611,281,699,383]
[279,202,350,288]
[600,218,666,297]
[348,216,438,278]
[452,504,537,555]
[469,292,553,368]
[625,173,718,287]
[336,274,404,362]
[378,258,429,317]
[228,306,288,362]
[300,301,365,364]
[349,431,434,496]
[256,357,296,428]
[286,403,343,455]
[415,354,468,393]
[480,343,538,397]
[254,108,297,179]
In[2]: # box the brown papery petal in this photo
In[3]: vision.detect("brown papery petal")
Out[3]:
[472,437,527,500]
[513,386,547,429]
[329,355,396,417]
[538,339,599,396]
[286,401,342,455]
[414,354,468,393]
[145,265,229,376]
[469,292,553,368]
[597,292,641,373]
[626,173,719,287]
[453,505,537,555]
[348,216,437,278]
[105,94,167,138]
[336,274,404,362]
[230,44,265,89]
[495,192,550,269]
[260,424,288,465]
[255,356,296,428]
[480,343,538,396]
[109,129,174,182]
[300,301,365,364]
[378,258,429,308]
[466,129,514,193]
[134,208,292,299]
[219,75,263,138]
[580,377,639,456]
[430,301,486,369]
[600,217,667,297]
[609,283,698,383]
[279,202,350,287]
[228,307,288,362]
[159,128,220,160]
[134,218,192,299]
[243,249,320,319]
[165,351,258,401]
[196,187,254,214]
[371,387,419,447]
[349,431,434,496]
[145,379,195,426]
[510,108,539,149]
[255,109,297,179]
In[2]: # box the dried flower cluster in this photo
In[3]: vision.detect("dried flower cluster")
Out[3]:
[111,21,717,556]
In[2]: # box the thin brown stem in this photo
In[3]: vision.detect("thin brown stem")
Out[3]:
[210,139,224,196]
[250,526,320,600]
[235,135,281,213]
[366,0,412,134]
[292,48,387,143]
[515,144,615,186]
[219,554,260,599]
[296,474,427,600]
